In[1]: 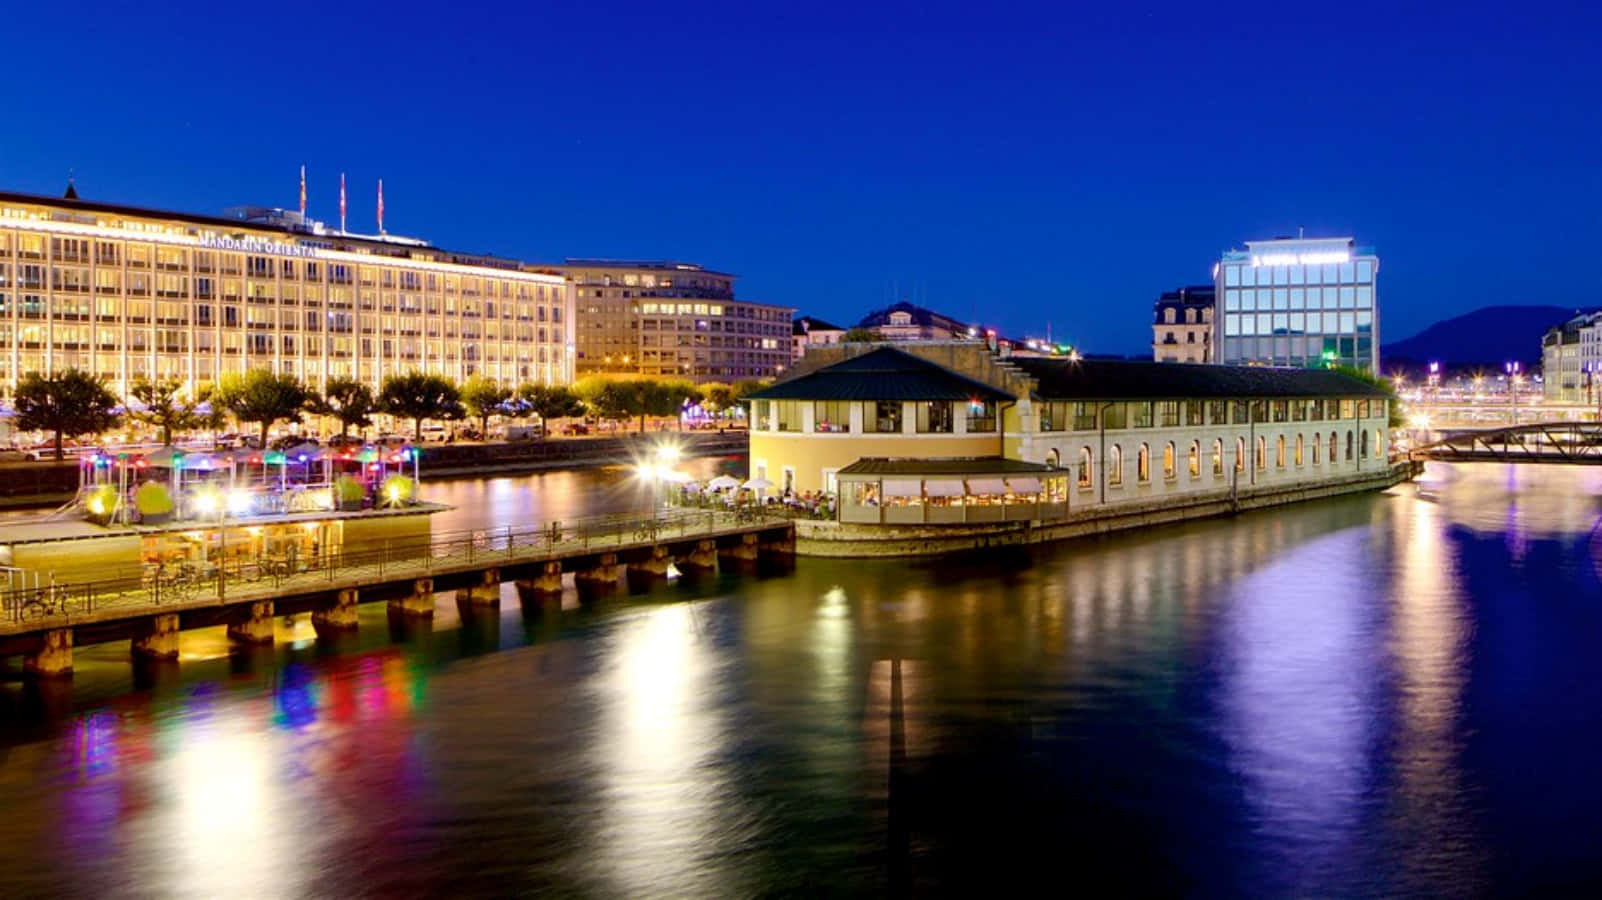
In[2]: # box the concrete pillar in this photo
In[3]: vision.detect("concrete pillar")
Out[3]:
[760,532,797,560]
[313,588,360,632]
[678,539,718,573]
[25,628,73,677]
[515,562,563,599]
[131,613,180,660]
[574,553,619,587]
[627,546,672,579]
[718,532,760,562]
[458,568,501,607]
[227,601,275,645]
[389,578,435,617]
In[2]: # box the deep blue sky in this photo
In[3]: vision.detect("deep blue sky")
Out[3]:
[2,0,1596,353]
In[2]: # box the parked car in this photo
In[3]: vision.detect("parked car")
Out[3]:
[561,423,590,436]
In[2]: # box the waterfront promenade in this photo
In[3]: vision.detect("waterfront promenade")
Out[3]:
[0,506,793,674]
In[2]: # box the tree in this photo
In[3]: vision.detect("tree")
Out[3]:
[215,369,310,447]
[843,327,880,342]
[128,376,194,446]
[307,376,376,439]
[518,383,585,435]
[460,375,510,436]
[378,371,463,439]
[13,368,122,460]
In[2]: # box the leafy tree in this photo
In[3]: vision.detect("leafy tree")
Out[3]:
[700,381,734,413]
[13,368,122,460]
[378,371,463,439]
[842,327,880,342]
[517,383,585,434]
[192,385,230,446]
[307,376,376,439]
[460,375,511,436]
[128,376,194,446]
[579,377,703,433]
[215,369,310,446]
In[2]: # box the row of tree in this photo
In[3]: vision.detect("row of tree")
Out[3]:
[11,369,768,459]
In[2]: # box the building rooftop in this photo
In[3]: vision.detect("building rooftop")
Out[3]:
[557,259,736,278]
[856,300,972,332]
[837,457,1055,476]
[1010,358,1391,400]
[745,346,1012,402]
[793,315,847,335]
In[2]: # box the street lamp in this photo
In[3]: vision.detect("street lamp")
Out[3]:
[1505,361,1522,425]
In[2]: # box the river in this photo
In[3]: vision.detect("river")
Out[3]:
[0,460,1599,896]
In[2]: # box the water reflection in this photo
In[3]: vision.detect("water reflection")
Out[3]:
[0,464,1599,894]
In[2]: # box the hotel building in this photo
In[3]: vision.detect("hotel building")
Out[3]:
[0,187,575,396]
[1152,285,1214,363]
[1214,236,1379,372]
[555,259,794,382]
[1541,309,1602,403]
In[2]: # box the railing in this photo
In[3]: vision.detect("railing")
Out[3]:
[0,507,788,628]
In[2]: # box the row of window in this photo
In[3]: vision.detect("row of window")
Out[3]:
[1036,397,1382,431]
[1070,430,1382,489]
[1223,260,1374,287]
[1222,286,1373,313]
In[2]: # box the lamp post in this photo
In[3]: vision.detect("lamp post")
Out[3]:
[1505,361,1522,426]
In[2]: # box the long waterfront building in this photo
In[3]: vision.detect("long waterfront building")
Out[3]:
[0,187,575,397]
[556,259,794,382]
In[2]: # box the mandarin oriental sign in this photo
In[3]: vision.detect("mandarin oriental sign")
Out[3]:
[197,235,319,258]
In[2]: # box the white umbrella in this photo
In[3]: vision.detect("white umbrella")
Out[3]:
[742,477,773,491]
[682,482,703,492]
[707,475,741,490]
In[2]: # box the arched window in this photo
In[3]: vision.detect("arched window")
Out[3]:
[1188,440,1201,478]
[1212,438,1224,475]
[1361,429,1370,458]
[1047,448,1060,469]
[1294,434,1304,466]
[1137,443,1151,483]
[1109,444,1124,486]
[1235,436,1246,472]
[1185,308,1197,324]
[1346,430,1354,461]
[1312,433,1321,465]
[1163,442,1177,480]
[1077,447,1093,488]
[1276,435,1286,468]
[1255,436,1267,470]
[1329,431,1338,463]
[1377,429,1385,460]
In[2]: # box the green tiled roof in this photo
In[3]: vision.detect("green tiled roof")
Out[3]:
[1011,358,1390,400]
[747,347,1013,402]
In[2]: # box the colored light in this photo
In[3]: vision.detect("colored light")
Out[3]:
[227,489,253,515]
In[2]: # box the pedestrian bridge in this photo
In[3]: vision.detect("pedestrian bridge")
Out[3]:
[0,507,795,675]
[1412,422,1602,465]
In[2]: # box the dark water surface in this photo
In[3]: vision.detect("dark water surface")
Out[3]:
[2,461,1600,896]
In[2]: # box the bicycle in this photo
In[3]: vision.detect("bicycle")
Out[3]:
[16,588,63,622]
[632,520,660,543]
[147,562,201,604]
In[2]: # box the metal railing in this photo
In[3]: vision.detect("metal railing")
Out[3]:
[0,507,788,629]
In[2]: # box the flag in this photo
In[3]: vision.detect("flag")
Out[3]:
[377,178,385,233]
[339,172,347,231]
[299,165,307,216]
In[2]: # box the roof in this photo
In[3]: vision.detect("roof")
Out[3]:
[556,259,736,278]
[745,346,1012,402]
[857,300,970,331]
[837,457,1054,476]
[793,315,846,335]
[1010,358,1391,400]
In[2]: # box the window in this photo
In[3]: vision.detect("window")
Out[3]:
[1137,443,1151,482]
[1207,401,1229,425]
[1313,434,1321,464]
[1360,429,1370,458]
[1186,401,1204,426]
[1256,436,1267,470]
[1329,432,1339,462]
[1235,437,1246,472]
[776,401,802,432]
[865,400,902,433]
[1271,400,1289,422]
[1344,431,1353,461]
[1108,445,1123,486]
[1295,434,1304,466]
[1212,438,1224,475]
[966,399,997,433]
[1276,435,1286,467]
[1072,402,1097,430]
[1077,448,1093,488]
[917,401,953,433]
[1131,402,1153,428]
[1232,400,1251,424]
[1103,404,1127,429]
[1164,442,1178,480]
[814,400,850,433]
[1038,401,1064,431]
[1158,401,1180,427]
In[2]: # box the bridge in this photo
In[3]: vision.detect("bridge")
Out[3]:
[0,507,795,676]
[1411,422,1602,465]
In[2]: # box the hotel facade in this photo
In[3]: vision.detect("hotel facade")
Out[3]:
[1214,236,1379,373]
[0,188,575,397]
[555,259,794,382]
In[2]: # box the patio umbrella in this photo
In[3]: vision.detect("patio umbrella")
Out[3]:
[742,477,773,491]
[707,475,741,490]
[142,446,184,468]
[284,442,322,463]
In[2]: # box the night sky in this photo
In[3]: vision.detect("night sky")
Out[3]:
[2,0,1596,354]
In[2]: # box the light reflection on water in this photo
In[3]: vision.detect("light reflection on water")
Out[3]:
[0,461,1599,895]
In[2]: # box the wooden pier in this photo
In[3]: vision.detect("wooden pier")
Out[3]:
[0,508,795,675]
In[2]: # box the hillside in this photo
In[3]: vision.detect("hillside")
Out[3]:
[1381,305,1578,368]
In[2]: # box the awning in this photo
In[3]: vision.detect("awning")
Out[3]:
[882,479,924,497]
[1007,477,1043,494]
[923,480,966,498]
[966,478,1008,495]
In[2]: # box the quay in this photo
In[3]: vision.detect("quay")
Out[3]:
[0,508,794,676]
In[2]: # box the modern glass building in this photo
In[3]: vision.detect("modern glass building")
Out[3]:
[0,186,575,396]
[1214,236,1379,372]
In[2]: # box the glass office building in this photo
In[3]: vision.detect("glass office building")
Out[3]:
[1214,237,1378,372]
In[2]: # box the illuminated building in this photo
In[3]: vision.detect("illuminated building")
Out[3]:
[0,186,575,395]
[792,315,846,361]
[855,300,976,342]
[1541,309,1602,402]
[555,260,794,381]
[1152,285,1214,363]
[1214,236,1380,372]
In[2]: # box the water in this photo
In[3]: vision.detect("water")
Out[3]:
[1,461,1600,896]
